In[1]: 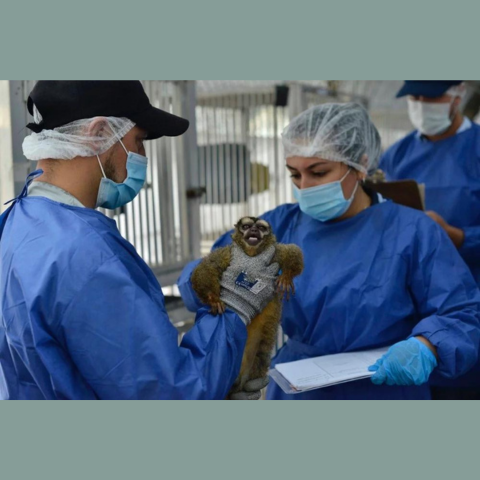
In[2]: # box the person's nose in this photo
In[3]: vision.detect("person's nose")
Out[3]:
[300,178,317,189]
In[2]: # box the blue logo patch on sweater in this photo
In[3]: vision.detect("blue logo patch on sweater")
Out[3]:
[235,272,266,294]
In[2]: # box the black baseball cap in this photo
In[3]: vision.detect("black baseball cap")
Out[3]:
[26,81,189,139]
[396,81,463,98]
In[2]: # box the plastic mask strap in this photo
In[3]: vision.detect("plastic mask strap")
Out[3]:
[96,137,130,179]
[97,155,107,179]
[339,168,352,184]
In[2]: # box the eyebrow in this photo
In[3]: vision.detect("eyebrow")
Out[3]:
[286,161,329,171]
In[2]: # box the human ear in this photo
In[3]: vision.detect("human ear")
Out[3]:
[452,96,462,112]
[86,117,111,138]
[83,117,113,156]
[359,154,369,171]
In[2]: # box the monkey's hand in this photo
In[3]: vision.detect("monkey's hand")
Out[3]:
[276,274,295,301]
[207,293,226,315]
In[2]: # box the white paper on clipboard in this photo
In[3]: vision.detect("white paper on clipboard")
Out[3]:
[269,347,390,394]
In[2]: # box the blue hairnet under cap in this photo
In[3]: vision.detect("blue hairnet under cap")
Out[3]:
[396,81,463,98]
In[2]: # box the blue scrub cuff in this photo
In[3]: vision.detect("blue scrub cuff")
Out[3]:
[410,318,478,379]
[177,259,204,312]
[459,225,480,261]
[195,307,247,336]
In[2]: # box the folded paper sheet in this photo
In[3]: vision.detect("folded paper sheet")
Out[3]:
[269,347,390,394]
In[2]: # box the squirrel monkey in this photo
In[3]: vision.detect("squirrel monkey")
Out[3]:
[191,217,304,397]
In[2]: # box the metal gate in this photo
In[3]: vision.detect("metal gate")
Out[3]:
[196,89,290,253]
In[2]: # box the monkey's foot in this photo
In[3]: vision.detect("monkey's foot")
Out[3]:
[276,275,295,301]
[229,373,248,394]
[207,295,226,315]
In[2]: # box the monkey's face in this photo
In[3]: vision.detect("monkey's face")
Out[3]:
[235,217,271,247]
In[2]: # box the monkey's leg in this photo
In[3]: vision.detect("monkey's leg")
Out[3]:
[249,299,282,381]
[233,298,282,392]
[231,319,265,393]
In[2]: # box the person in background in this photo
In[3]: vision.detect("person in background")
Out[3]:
[380,81,480,400]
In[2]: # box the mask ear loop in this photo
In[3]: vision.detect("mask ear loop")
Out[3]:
[97,155,107,179]
[339,167,352,183]
[347,178,360,201]
[446,85,465,121]
[105,118,130,156]
[118,138,129,155]
[341,167,360,201]
[97,120,130,179]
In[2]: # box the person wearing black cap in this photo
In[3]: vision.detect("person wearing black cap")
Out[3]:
[0,81,269,399]
[380,81,480,400]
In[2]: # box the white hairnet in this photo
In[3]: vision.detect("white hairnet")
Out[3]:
[22,116,135,161]
[446,83,466,99]
[281,103,382,174]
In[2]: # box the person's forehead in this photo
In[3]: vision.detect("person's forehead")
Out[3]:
[129,125,148,137]
[286,156,337,168]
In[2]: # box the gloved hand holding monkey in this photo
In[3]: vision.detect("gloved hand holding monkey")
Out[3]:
[191,217,304,400]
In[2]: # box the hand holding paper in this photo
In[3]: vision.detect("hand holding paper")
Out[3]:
[368,338,437,386]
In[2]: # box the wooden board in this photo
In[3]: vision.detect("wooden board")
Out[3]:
[365,180,425,211]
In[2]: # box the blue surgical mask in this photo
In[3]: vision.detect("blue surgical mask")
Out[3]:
[96,139,148,209]
[293,168,359,222]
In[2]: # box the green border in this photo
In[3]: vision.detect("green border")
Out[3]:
[2,1,480,79]
[1,1,479,478]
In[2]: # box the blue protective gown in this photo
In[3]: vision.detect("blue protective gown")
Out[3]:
[0,185,246,399]
[380,121,480,388]
[178,197,480,400]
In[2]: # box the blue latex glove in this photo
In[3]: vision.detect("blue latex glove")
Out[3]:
[368,337,438,386]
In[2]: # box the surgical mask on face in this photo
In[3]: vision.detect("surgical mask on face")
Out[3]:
[407,98,453,136]
[293,168,359,222]
[96,139,148,209]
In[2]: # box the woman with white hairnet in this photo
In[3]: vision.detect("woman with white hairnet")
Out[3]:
[179,102,480,400]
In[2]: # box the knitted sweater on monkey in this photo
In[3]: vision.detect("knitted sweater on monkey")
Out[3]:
[220,244,279,324]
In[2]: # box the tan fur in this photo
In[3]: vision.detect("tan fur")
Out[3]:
[191,246,232,314]
[232,297,283,392]
[191,217,304,397]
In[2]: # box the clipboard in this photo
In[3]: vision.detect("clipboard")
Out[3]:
[365,179,425,211]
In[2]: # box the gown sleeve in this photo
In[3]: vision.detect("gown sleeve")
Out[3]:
[459,225,480,263]
[61,256,247,399]
[408,219,480,378]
